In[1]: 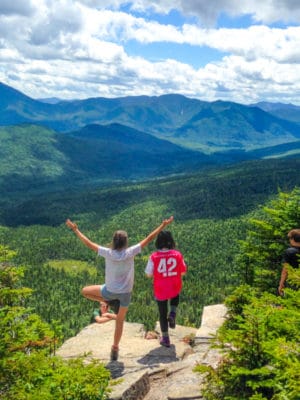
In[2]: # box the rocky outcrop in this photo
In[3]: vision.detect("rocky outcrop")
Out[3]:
[57,304,227,400]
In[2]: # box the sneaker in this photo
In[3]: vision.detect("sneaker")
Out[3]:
[168,312,176,329]
[110,346,119,361]
[160,336,170,348]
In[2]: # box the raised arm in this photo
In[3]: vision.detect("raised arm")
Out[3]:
[140,216,174,248]
[66,219,99,253]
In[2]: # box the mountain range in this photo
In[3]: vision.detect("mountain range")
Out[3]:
[1,82,300,152]
[1,81,300,193]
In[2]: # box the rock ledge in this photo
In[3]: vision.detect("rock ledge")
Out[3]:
[57,304,227,400]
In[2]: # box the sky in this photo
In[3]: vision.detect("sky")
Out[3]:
[1,0,300,105]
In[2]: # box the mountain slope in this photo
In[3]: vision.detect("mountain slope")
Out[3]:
[254,101,300,124]
[1,121,300,196]
[0,124,70,191]
[247,140,300,159]
[60,123,213,179]
[0,123,211,193]
[0,82,55,125]
[2,157,300,227]
[1,82,300,152]
[173,101,300,151]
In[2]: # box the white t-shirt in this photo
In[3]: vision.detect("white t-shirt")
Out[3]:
[98,244,142,293]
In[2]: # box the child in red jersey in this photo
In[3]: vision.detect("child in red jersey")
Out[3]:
[145,230,187,347]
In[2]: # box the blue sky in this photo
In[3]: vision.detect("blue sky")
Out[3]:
[0,0,300,105]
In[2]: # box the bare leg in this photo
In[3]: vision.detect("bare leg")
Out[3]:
[113,306,128,349]
[82,285,127,359]
[81,285,104,302]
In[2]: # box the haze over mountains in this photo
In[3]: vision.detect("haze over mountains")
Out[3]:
[1,81,300,192]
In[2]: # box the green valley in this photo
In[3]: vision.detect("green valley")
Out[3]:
[1,157,300,339]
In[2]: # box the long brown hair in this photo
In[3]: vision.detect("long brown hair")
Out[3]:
[112,230,128,250]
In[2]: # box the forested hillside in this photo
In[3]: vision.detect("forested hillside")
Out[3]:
[0,123,209,193]
[1,157,300,339]
[2,123,300,197]
[1,157,300,227]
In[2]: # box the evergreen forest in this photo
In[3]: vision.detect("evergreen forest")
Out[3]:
[1,157,300,399]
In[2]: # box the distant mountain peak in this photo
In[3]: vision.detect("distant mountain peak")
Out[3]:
[1,82,300,152]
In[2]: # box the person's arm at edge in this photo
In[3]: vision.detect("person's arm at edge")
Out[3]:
[102,312,117,320]
[140,216,174,249]
[278,263,288,295]
[95,314,116,323]
[66,219,99,253]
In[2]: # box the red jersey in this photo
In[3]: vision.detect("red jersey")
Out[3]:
[146,249,187,301]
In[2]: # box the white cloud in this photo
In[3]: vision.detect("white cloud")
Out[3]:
[183,0,300,25]
[189,26,300,65]
[108,0,300,25]
[30,7,83,46]
[0,0,300,105]
[73,0,300,25]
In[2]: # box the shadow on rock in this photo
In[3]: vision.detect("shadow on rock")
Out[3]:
[106,361,125,378]
[137,344,179,366]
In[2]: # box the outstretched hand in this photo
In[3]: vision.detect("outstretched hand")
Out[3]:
[162,216,174,227]
[66,219,99,251]
[66,219,78,231]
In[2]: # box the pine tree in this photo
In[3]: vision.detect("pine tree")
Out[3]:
[0,245,111,400]
[196,188,300,400]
